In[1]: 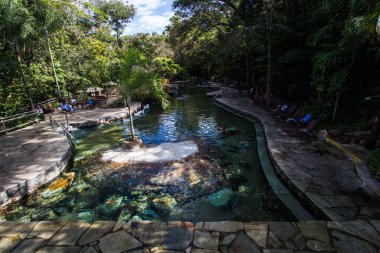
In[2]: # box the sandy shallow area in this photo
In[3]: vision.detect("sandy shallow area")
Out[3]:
[101,141,198,163]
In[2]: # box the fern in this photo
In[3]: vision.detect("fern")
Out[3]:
[328,66,350,92]
[312,50,342,75]
[307,24,335,47]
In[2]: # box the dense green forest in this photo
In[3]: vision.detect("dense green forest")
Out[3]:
[167,0,380,127]
[0,0,184,116]
[1,0,380,130]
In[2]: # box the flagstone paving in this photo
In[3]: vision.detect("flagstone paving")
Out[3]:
[0,105,141,208]
[0,220,379,252]
[2,89,380,252]
[214,88,380,221]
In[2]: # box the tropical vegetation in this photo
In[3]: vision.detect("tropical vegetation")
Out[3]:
[167,0,380,124]
[1,0,380,149]
[118,48,168,140]
[0,0,180,117]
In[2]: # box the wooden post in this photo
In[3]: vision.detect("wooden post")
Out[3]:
[64,112,69,127]
[35,112,40,124]
[1,120,6,134]
[49,115,55,131]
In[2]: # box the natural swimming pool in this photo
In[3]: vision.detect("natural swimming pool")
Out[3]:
[1,89,294,222]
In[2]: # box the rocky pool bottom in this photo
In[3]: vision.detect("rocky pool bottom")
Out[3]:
[1,91,295,222]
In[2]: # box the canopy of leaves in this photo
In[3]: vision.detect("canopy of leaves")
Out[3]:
[168,0,380,124]
[118,48,169,109]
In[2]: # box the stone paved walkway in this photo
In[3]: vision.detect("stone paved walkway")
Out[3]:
[2,92,380,252]
[1,220,380,252]
[0,106,140,207]
[214,89,380,221]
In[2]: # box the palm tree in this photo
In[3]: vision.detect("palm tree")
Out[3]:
[1,0,36,110]
[118,48,168,140]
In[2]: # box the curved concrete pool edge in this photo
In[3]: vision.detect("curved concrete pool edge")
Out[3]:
[0,107,142,208]
[213,89,380,221]
[0,143,73,208]
[213,101,314,221]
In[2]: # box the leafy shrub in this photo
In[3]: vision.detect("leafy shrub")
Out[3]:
[367,149,380,180]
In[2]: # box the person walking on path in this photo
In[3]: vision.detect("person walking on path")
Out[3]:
[249,86,256,104]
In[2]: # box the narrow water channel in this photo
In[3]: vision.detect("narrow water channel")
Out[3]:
[1,88,294,222]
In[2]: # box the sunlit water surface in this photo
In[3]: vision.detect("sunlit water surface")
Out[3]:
[1,89,294,222]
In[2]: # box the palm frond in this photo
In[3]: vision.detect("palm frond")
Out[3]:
[118,48,169,109]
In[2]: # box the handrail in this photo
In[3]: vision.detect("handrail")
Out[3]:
[0,111,37,121]
[39,97,58,105]
[0,111,40,134]
[16,97,58,113]
[49,114,75,140]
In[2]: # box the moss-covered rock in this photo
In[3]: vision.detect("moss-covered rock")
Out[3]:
[42,172,75,199]
[143,208,159,220]
[73,181,99,210]
[208,188,234,207]
[238,185,251,195]
[224,164,244,181]
[77,210,96,222]
[129,215,142,222]
[97,195,128,219]
[118,208,132,221]
[31,208,58,220]
[152,194,177,214]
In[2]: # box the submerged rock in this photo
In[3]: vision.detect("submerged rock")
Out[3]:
[77,210,96,222]
[40,192,69,206]
[130,200,148,213]
[129,215,142,222]
[209,188,234,207]
[42,172,75,199]
[31,208,58,220]
[57,213,78,222]
[238,185,251,195]
[56,192,76,209]
[224,164,244,181]
[98,195,128,219]
[53,207,69,216]
[143,208,159,220]
[118,208,132,222]
[152,194,177,214]
[73,181,99,210]
[227,127,238,133]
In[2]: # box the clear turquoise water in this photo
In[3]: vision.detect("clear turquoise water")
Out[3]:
[1,89,294,222]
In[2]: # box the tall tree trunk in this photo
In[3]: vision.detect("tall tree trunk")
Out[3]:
[331,91,340,123]
[366,111,380,150]
[245,52,250,95]
[116,31,121,48]
[18,57,34,111]
[45,29,61,98]
[265,0,273,110]
[127,96,135,140]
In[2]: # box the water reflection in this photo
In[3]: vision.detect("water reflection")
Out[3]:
[0,89,294,222]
